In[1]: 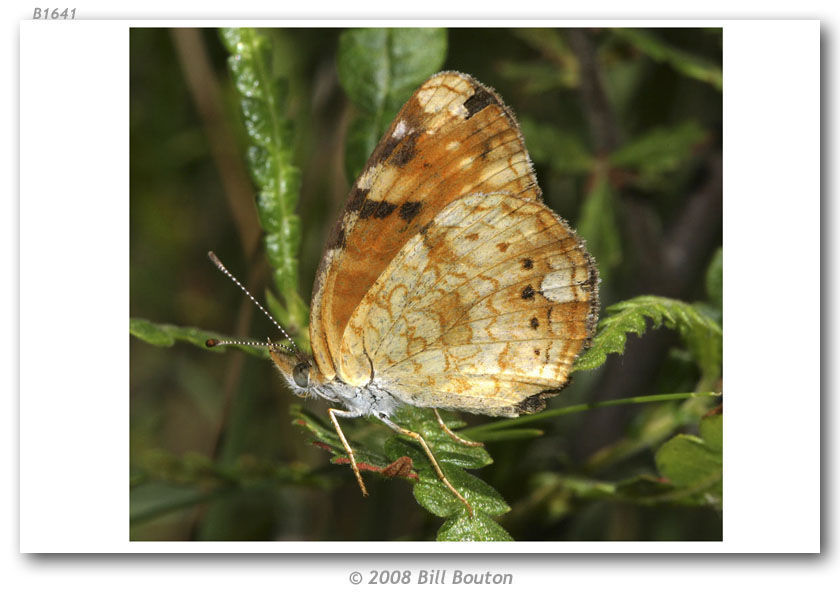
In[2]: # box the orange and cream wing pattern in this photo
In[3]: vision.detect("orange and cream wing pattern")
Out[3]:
[340,192,598,416]
[309,72,541,381]
[309,71,598,415]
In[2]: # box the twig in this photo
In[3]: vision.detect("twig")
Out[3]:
[170,29,262,259]
[566,29,620,154]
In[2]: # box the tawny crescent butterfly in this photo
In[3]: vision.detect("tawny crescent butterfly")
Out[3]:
[208,72,599,515]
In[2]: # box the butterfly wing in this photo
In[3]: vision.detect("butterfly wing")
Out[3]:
[340,192,598,416]
[310,72,541,380]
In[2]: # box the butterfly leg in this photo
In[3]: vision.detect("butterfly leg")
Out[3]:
[433,408,484,448]
[327,408,368,497]
[377,415,474,517]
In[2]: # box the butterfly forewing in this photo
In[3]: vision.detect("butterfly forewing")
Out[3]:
[310,72,541,380]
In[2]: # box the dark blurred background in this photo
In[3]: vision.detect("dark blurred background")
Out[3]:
[130,27,722,541]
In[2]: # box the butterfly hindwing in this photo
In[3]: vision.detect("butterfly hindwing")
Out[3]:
[339,192,598,416]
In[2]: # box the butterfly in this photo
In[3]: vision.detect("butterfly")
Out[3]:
[207,71,599,516]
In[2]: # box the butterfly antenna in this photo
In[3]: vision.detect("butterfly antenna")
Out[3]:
[206,251,300,354]
[205,337,295,355]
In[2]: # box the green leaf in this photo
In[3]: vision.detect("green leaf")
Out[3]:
[219,27,309,351]
[129,317,269,359]
[130,317,176,347]
[655,413,722,508]
[577,173,622,281]
[436,512,514,541]
[611,28,722,90]
[413,468,510,519]
[519,118,593,175]
[610,121,707,189]
[699,412,722,453]
[574,295,722,382]
[337,27,447,179]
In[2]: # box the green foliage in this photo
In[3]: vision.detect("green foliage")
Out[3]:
[219,27,309,349]
[337,28,447,179]
[610,121,707,189]
[131,448,331,525]
[130,27,722,542]
[573,256,723,473]
[291,405,512,541]
[654,412,722,509]
[501,29,579,91]
[610,28,722,90]
[504,411,721,528]
[577,173,622,282]
[520,118,594,175]
[574,295,723,382]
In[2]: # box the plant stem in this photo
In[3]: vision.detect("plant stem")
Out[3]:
[460,391,721,436]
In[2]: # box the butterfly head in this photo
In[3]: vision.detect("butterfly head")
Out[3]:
[268,345,329,397]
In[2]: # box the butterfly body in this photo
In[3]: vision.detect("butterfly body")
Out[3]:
[271,350,402,419]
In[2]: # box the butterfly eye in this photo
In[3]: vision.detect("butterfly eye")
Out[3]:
[292,362,311,388]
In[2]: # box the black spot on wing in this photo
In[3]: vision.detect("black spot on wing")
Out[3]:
[521,284,536,300]
[360,200,397,219]
[530,317,539,329]
[522,258,534,270]
[399,201,422,222]
[464,87,499,119]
